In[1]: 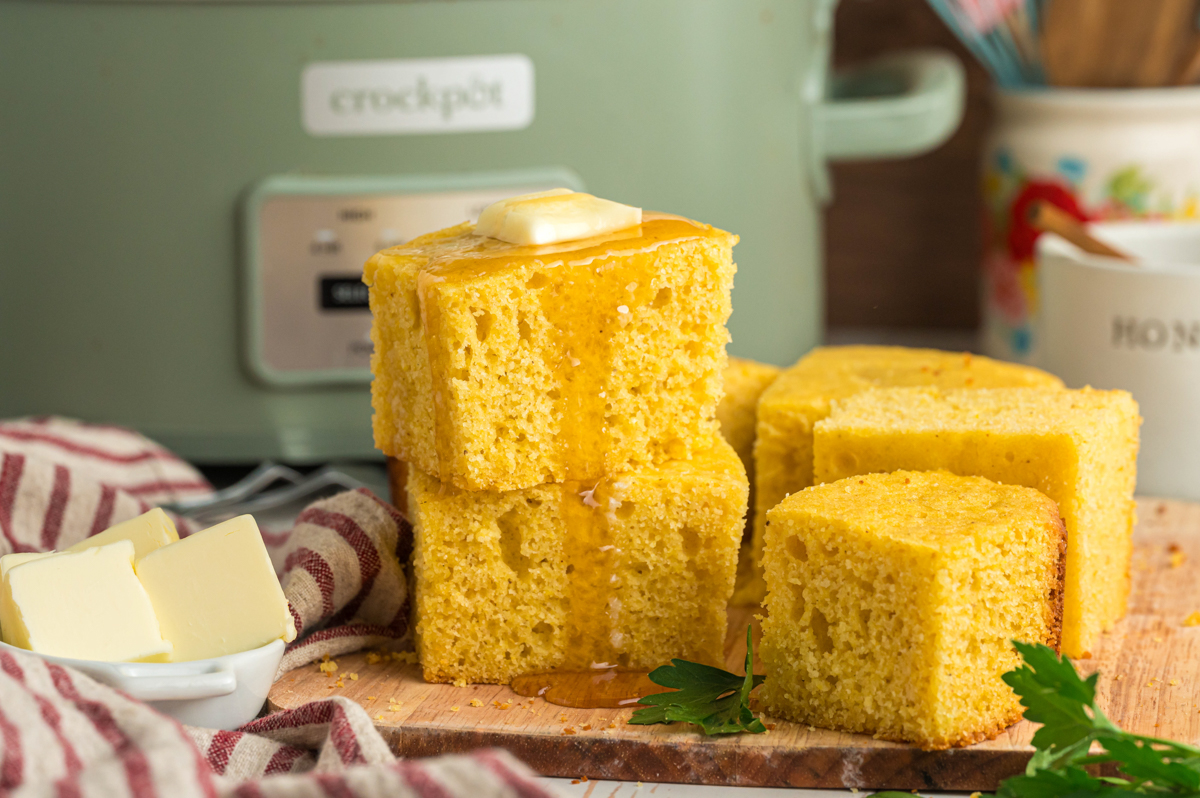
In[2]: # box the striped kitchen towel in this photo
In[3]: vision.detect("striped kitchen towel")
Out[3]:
[0,418,557,798]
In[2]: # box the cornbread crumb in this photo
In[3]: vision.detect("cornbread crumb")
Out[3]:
[410,437,746,684]
[1184,612,1200,627]
[760,471,1065,750]
[469,699,483,707]
[365,652,384,665]
[1171,551,1187,568]
[814,385,1139,659]
[748,346,1062,603]
[376,714,383,721]
[450,706,460,712]
[347,673,358,681]
[318,659,338,675]
[365,216,736,491]
[562,727,576,735]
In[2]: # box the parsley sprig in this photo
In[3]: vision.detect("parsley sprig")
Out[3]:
[874,640,1200,797]
[629,625,767,735]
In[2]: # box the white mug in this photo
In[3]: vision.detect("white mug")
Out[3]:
[1038,222,1200,500]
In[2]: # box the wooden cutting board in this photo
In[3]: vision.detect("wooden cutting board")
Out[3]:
[268,498,1200,791]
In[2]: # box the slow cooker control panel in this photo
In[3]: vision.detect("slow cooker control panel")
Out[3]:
[242,172,580,387]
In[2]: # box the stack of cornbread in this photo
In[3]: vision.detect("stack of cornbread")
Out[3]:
[750,345,1140,749]
[365,191,748,685]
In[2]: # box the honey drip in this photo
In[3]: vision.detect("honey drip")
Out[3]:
[413,215,720,669]
[510,667,665,709]
[559,480,619,668]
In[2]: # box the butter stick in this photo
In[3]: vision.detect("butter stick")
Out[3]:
[1,541,171,662]
[68,508,178,560]
[135,514,296,662]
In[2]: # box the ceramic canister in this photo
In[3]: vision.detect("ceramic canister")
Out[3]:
[1039,222,1200,501]
[982,87,1200,363]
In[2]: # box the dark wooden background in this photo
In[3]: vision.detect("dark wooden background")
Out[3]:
[826,0,993,330]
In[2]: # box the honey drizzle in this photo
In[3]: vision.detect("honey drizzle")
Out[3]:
[415,214,719,283]
[411,215,722,673]
[413,215,719,486]
[559,480,620,668]
[510,667,664,709]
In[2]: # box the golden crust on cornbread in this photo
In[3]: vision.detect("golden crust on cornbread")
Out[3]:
[813,386,1139,659]
[408,435,747,686]
[744,346,1063,604]
[365,215,737,492]
[759,470,1065,750]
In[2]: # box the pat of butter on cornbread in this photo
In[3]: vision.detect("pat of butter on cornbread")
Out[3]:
[475,189,642,245]
[1,541,172,663]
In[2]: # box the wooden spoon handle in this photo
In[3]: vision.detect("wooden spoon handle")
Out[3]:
[1028,201,1136,261]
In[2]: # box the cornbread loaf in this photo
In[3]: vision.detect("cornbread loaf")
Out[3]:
[747,346,1062,603]
[814,386,1140,658]
[719,357,782,606]
[760,471,1065,750]
[366,214,737,492]
[409,436,747,685]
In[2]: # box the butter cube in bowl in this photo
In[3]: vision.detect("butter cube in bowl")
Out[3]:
[0,511,295,730]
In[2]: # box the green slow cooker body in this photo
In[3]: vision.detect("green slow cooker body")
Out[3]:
[0,0,936,462]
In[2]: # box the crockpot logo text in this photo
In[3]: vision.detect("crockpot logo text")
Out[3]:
[302,55,535,137]
[329,76,505,122]
[1113,316,1200,352]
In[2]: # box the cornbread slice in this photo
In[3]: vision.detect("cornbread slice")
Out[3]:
[409,436,747,685]
[760,471,1065,750]
[718,357,783,606]
[747,346,1062,602]
[814,386,1140,658]
[366,214,736,492]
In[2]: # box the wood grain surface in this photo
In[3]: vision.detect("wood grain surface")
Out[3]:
[269,498,1200,791]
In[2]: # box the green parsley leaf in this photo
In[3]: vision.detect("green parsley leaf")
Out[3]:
[868,642,1200,797]
[628,625,766,735]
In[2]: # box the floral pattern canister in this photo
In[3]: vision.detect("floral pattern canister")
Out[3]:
[983,88,1200,362]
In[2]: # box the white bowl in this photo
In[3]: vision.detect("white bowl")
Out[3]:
[0,638,285,730]
[1038,221,1200,500]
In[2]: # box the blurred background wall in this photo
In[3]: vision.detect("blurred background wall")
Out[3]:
[827,0,991,331]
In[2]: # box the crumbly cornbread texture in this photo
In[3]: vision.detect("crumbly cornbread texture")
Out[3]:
[409,436,747,686]
[748,346,1062,601]
[717,357,782,480]
[717,357,783,605]
[814,386,1139,659]
[366,215,737,492]
[760,471,1065,750]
